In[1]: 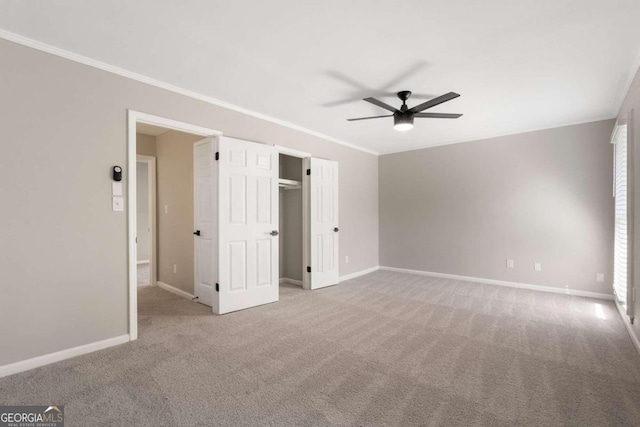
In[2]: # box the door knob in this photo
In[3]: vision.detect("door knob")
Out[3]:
[193,230,201,236]
[334,227,339,232]
[270,230,279,236]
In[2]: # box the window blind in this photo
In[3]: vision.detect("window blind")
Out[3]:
[613,124,628,309]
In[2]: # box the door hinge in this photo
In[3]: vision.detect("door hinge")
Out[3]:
[307,266,311,273]
[306,169,310,175]
[215,283,219,292]
[215,152,219,161]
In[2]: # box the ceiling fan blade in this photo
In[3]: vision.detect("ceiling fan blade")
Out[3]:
[363,97,399,113]
[347,114,393,121]
[408,92,460,113]
[414,113,463,119]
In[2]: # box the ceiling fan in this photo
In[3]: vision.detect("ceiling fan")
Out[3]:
[348,91,462,131]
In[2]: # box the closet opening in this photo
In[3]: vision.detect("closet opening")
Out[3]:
[278,153,305,292]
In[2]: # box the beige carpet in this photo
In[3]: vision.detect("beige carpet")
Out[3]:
[1,270,640,426]
[137,262,150,286]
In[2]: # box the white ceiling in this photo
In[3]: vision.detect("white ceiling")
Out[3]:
[2,0,640,154]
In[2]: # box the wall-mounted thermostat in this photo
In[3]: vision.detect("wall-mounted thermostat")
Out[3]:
[112,166,122,182]
[112,166,124,211]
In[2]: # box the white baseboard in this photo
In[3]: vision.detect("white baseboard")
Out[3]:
[379,266,615,301]
[279,277,303,286]
[156,281,195,300]
[0,334,130,378]
[137,260,150,265]
[614,299,640,356]
[340,265,380,282]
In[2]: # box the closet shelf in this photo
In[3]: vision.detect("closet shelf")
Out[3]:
[279,178,301,190]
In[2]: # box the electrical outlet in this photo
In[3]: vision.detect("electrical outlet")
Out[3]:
[534,262,542,272]
[506,259,514,269]
[164,205,169,214]
[173,264,177,274]
[345,255,349,264]
[596,273,604,283]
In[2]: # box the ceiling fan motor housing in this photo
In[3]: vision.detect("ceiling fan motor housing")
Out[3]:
[394,111,414,129]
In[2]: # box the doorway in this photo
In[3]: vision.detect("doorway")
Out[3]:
[136,155,156,288]
[127,112,341,339]
[278,152,305,289]
[127,111,220,340]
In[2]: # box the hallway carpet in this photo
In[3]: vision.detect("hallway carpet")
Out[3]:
[137,262,150,286]
[1,271,640,426]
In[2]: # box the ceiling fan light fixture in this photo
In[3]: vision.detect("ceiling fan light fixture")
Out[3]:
[347,90,461,130]
[394,113,414,132]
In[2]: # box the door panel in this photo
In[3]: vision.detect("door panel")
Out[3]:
[229,241,247,292]
[309,158,339,289]
[218,136,279,314]
[229,175,247,224]
[256,239,273,286]
[194,138,217,307]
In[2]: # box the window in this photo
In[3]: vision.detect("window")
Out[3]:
[612,123,629,310]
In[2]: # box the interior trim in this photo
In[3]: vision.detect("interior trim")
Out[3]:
[279,278,303,286]
[379,266,615,300]
[0,334,130,378]
[340,265,380,282]
[156,281,195,300]
[2,29,632,156]
[615,48,640,113]
[614,299,640,356]
[0,29,378,156]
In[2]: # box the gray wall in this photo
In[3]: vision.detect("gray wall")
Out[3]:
[137,133,157,157]
[0,39,379,366]
[380,119,615,295]
[156,130,201,294]
[618,66,640,343]
[281,189,303,281]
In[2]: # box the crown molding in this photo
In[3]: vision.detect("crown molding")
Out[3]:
[614,45,640,115]
[379,116,616,155]
[0,29,378,156]
[3,27,637,156]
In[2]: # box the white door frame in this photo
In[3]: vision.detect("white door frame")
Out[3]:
[274,145,312,290]
[127,110,221,340]
[136,155,157,287]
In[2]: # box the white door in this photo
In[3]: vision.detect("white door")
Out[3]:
[308,158,339,289]
[193,138,217,307]
[218,136,279,314]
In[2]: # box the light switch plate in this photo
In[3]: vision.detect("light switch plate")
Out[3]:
[112,196,124,212]
[112,182,123,196]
